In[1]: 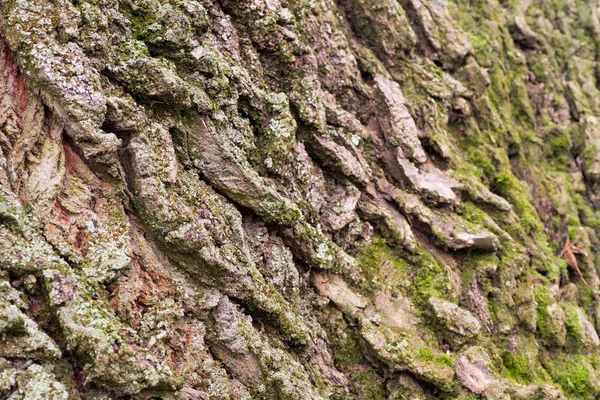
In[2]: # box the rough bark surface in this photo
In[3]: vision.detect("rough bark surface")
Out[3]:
[2,0,600,399]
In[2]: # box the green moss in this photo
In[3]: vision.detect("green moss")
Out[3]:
[411,249,452,307]
[531,59,549,82]
[563,304,586,350]
[538,124,574,171]
[502,351,534,384]
[533,286,553,308]
[543,355,599,399]
[571,196,600,230]
[493,172,543,235]
[460,201,489,226]
[352,369,387,400]
[245,279,309,345]
[582,144,599,175]
[548,128,573,151]
[534,286,567,347]
[414,347,456,368]
[354,237,451,311]
[323,310,363,370]
[353,237,410,293]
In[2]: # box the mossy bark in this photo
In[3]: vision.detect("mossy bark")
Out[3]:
[2,0,600,399]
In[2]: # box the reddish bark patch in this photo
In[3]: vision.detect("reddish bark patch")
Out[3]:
[55,201,70,225]
[74,228,89,256]
[109,254,177,328]
[0,36,29,117]
[63,141,84,177]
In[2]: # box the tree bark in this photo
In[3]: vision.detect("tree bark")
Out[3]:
[1,0,600,398]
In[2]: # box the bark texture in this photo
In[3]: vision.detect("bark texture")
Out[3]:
[2,0,600,398]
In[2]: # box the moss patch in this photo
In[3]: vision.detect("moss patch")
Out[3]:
[354,238,452,310]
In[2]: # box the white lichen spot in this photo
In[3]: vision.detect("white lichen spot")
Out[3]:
[315,242,331,260]
[264,157,274,169]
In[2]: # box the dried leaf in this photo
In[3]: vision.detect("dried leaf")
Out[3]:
[561,237,589,288]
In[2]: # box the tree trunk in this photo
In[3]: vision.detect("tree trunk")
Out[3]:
[1,0,600,398]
